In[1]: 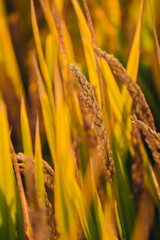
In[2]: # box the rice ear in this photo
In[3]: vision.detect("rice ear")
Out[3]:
[131,115,160,164]
[95,47,156,131]
[70,63,115,183]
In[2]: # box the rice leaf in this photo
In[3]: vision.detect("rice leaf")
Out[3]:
[122,0,144,112]
[32,55,56,166]
[55,0,63,16]
[38,0,58,42]
[73,178,117,240]
[73,179,99,240]
[61,21,75,64]
[148,0,160,69]
[117,0,144,146]
[114,0,144,149]
[112,142,136,239]
[99,59,123,123]
[31,0,55,111]
[21,96,33,158]
[91,4,117,43]
[132,190,155,240]
[79,0,124,123]
[71,0,102,107]
[0,0,22,97]
[148,164,160,200]
[45,33,54,83]
[73,181,90,239]
[0,99,24,239]
[54,83,77,239]
[93,192,118,240]
[34,115,46,206]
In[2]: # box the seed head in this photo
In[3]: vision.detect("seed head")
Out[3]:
[70,63,116,183]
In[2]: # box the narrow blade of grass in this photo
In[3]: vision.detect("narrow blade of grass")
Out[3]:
[122,0,144,112]
[72,0,101,107]
[93,192,118,240]
[34,115,46,206]
[99,59,123,123]
[32,54,56,166]
[31,0,55,111]
[148,163,160,200]
[39,0,58,43]
[45,33,54,83]
[132,190,155,240]
[148,0,160,69]
[55,0,63,16]
[54,86,77,239]
[0,0,22,97]
[21,96,33,158]
[0,99,24,239]
[61,21,75,64]
[75,0,123,123]
[112,142,136,239]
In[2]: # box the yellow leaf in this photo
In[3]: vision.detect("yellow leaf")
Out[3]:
[0,99,16,216]
[148,0,160,69]
[34,115,46,206]
[115,0,144,145]
[54,59,78,238]
[61,21,75,64]
[0,99,25,239]
[21,96,33,158]
[55,0,63,16]
[0,1,22,97]
[72,0,102,107]
[45,33,54,83]
[104,0,121,28]
[33,55,56,167]
[39,0,58,42]
[99,58,123,122]
[122,0,144,112]
[31,0,55,111]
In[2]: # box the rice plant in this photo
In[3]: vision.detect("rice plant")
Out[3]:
[0,0,160,239]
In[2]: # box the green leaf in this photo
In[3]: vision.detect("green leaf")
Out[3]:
[0,99,25,240]
[112,141,136,239]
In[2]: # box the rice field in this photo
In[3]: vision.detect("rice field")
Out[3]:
[0,0,160,239]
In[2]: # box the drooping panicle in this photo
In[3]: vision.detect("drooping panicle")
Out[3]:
[95,47,156,131]
[132,115,160,164]
[70,63,115,183]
